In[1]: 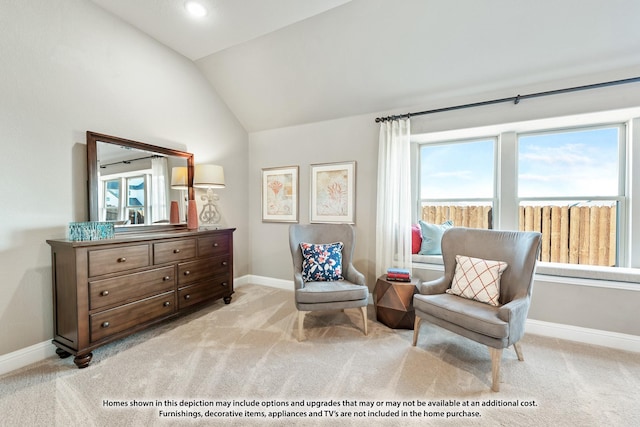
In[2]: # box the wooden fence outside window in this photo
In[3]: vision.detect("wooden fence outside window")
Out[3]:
[421,204,616,267]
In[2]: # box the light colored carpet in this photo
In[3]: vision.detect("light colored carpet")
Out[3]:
[1,284,638,426]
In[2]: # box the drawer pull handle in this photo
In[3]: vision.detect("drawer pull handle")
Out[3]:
[102,321,110,328]
[213,243,219,247]
[173,249,180,254]
[222,261,228,266]
[100,290,109,297]
[163,276,171,281]
[222,282,228,287]
[117,257,126,263]
[184,294,191,300]
[184,271,190,276]
[164,301,171,307]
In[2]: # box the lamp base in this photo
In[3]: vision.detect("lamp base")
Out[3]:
[199,188,222,226]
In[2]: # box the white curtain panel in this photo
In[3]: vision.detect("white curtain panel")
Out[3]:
[376,118,412,278]
[151,156,170,223]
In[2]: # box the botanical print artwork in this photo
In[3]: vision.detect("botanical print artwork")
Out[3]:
[266,173,293,215]
[315,169,348,216]
[262,166,298,222]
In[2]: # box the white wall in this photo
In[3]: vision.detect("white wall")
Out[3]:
[248,68,640,337]
[0,0,248,357]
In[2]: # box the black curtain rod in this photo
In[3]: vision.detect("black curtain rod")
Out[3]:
[375,76,640,123]
[99,154,161,168]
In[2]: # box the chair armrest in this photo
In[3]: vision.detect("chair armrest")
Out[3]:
[417,276,450,295]
[497,297,531,344]
[293,271,305,290]
[497,296,530,323]
[345,263,366,286]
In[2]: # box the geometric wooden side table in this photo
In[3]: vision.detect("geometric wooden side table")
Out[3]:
[374,276,420,329]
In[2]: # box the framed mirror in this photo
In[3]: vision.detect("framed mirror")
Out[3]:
[87,131,194,232]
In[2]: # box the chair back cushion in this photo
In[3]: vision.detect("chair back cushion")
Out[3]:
[440,228,541,304]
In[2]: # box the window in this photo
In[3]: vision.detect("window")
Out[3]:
[101,174,148,225]
[415,120,632,268]
[517,126,624,267]
[419,138,496,229]
[126,176,146,225]
[104,179,121,221]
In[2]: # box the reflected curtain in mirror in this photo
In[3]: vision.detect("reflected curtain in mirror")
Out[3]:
[150,157,169,223]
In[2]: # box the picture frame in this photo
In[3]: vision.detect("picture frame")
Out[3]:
[262,166,299,223]
[310,161,356,224]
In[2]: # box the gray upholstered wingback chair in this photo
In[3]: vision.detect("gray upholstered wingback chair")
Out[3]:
[289,223,369,341]
[412,227,542,392]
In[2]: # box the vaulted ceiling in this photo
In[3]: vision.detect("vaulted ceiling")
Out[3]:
[91,0,640,132]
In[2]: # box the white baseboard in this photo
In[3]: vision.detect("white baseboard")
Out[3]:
[241,274,293,290]
[0,340,56,376]
[525,319,640,353]
[2,279,637,377]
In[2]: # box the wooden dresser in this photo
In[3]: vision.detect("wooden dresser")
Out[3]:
[47,228,235,368]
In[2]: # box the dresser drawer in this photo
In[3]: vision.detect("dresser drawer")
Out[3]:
[90,291,175,342]
[178,256,230,286]
[154,239,196,265]
[89,266,175,310]
[198,234,230,258]
[88,244,150,277]
[178,276,231,310]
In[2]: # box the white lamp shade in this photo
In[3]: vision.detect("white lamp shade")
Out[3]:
[194,164,225,188]
[171,166,188,190]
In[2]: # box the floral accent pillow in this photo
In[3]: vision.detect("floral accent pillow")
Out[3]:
[446,255,508,306]
[300,242,344,282]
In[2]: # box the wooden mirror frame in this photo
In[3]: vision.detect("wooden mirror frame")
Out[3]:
[87,131,194,232]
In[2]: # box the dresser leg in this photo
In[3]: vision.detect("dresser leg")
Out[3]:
[74,353,93,369]
[55,348,71,359]
[223,296,232,304]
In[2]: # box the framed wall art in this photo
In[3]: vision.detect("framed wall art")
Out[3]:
[262,166,299,222]
[310,161,356,224]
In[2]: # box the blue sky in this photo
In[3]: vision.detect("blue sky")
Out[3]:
[420,127,619,200]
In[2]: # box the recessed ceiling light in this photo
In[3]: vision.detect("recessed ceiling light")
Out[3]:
[185,1,207,18]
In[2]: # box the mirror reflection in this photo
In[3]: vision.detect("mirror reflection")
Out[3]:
[97,142,189,225]
[87,132,194,231]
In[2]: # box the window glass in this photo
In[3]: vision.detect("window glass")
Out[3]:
[517,126,622,267]
[420,139,494,199]
[419,139,495,229]
[127,176,145,224]
[518,127,619,198]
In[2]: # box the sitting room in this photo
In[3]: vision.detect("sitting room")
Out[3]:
[1,1,639,425]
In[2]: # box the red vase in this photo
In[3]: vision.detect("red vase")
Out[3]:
[169,201,180,224]
[187,200,198,230]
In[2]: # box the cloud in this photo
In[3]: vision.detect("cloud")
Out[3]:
[519,143,594,166]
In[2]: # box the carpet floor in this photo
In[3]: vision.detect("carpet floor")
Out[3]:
[1,284,638,426]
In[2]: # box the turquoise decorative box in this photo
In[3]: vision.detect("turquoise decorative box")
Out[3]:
[68,221,115,241]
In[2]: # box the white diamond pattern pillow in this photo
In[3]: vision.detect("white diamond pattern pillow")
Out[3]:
[447,255,508,306]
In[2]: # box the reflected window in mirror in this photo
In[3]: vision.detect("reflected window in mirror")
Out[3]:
[87,131,194,232]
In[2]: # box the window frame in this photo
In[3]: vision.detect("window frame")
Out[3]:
[412,114,637,270]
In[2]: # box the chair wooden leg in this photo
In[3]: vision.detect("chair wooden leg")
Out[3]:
[489,347,503,392]
[360,306,368,336]
[297,311,306,342]
[513,342,524,361]
[412,317,422,346]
